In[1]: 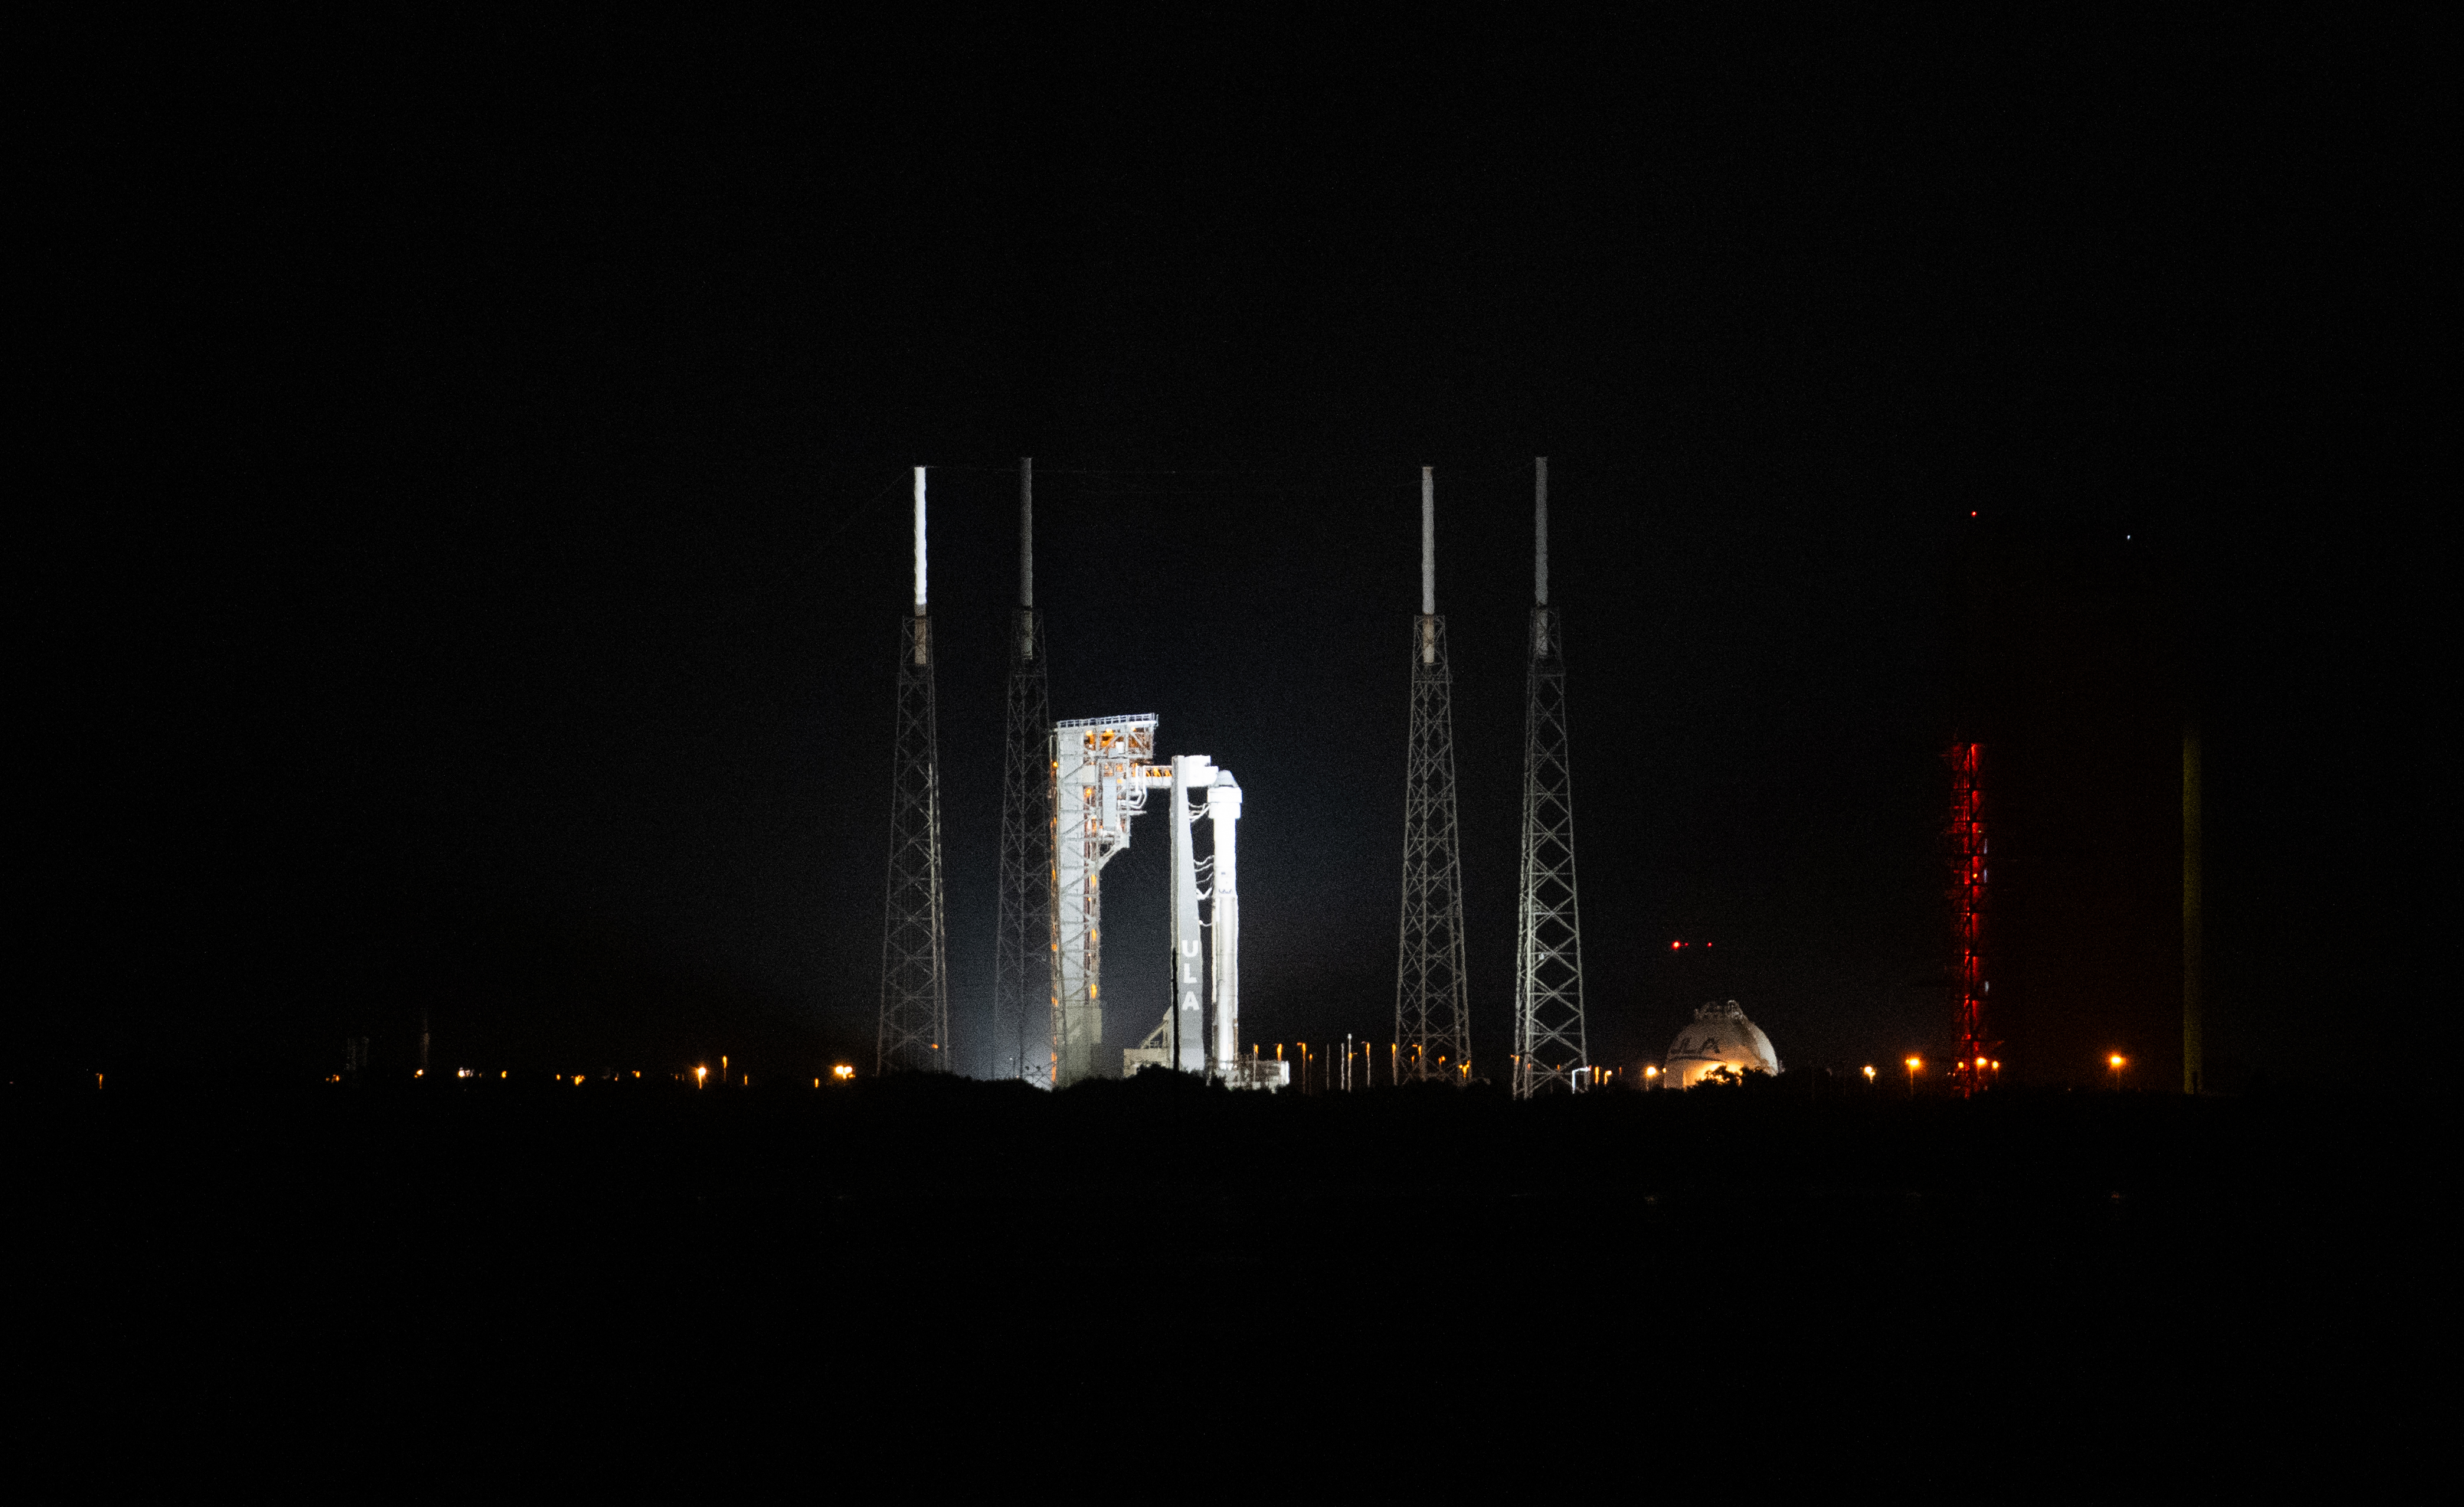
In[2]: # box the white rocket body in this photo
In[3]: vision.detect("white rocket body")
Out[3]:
[1170,754,1212,1074]
[1207,772,1243,1071]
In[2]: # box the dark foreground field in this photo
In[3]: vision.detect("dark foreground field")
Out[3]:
[13,1075,2388,1467]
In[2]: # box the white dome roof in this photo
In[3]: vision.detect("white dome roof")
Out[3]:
[1663,1001,1781,1087]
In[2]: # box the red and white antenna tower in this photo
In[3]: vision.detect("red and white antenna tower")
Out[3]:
[1946,741,1992,1094]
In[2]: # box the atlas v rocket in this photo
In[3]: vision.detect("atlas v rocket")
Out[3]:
[1048,715,1272,1089]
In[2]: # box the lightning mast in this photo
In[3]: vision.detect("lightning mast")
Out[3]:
[1396,466,1472,1081]
[995,459,1053,1084]
[878,466,951,1073]
[1512,457,1589,1097]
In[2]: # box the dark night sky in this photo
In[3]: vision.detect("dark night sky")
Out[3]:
[24,15,2429,1085]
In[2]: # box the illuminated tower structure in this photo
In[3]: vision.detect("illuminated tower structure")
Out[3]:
[1946,741,1991,1094]
[1049,717,1270,1090]
[994,459,1053,1084]
[878,466,951,1073]
[1511,457,1588,1097]
[1396,466,1472,1081]
[1050,714,1157,1087]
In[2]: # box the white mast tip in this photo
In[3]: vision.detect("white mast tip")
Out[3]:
[911,466,928,613]
[1419,466,1436,617]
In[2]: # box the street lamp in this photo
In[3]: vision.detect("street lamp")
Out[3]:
[2109,1053,2126,1092]
[1905,1056,1922,1095]
[1863,1065,1876,1086]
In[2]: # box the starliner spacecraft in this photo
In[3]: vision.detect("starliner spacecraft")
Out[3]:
[1048,714,1287,1090]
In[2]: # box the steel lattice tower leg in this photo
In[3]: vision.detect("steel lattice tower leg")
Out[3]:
[1513,459,1588,1097]
[1396,468,1471,1081]
[994,459,1053,1084]
[879,470,951,1074]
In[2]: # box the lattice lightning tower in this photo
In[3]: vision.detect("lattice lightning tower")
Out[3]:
[1396,466,1472,1081]
[994,458,1053,1084]
[1513,457,1589,1097]
[878,466,951,1073]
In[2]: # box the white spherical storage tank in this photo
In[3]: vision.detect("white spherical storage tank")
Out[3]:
[1663,1001,1783,1087]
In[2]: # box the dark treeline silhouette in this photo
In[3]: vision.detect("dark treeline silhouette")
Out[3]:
[18,1071,2368,1457]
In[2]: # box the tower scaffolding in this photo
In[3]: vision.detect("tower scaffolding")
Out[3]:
[878,466,951,1073]
[1513,457,1589,1097]
[1396,466,1473,1081]
[1050,714,1157,1087]
[994,458,1053,1084]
